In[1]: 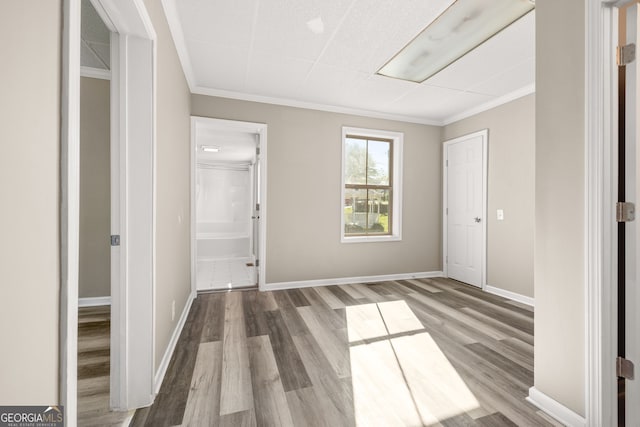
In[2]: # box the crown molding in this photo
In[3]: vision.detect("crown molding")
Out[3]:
[442,84,536,125]
[191,86,443,126]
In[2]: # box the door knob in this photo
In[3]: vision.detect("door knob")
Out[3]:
[474,217,482,223]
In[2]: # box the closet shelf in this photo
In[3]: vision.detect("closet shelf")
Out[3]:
[196,232,249,240]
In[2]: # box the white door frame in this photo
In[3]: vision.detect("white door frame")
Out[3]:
[190,117,268,293]
[61,0,157,421]
[585,1,626,425]
[442,129,488,289]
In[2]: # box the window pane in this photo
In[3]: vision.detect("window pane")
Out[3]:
[344,188,367,235]
[367,189,390,234]
[367,140,390,186]
[345,138,367,185]
[344,188,391,235]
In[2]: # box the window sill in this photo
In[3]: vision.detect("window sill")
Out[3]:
[341,235,402,244]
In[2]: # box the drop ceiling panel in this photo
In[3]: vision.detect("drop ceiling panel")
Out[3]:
[470,57,535,96]
[165,0,536,124]
[176,0,255,48]
[189,41,248,91]
[245,53,314,98]
[251,0,353,61]
[316,0,403,72]
[424,11,535,92]
[301,64,369,105]
[341,74,417,109]
[388,85,493,122]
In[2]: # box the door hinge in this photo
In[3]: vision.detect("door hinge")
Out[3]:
[111,235,120,246]
[255,259,260,267]
[616,202,635,222]
[256,147,261,156]
[617,43,636,66]
[256,203,260,211]
[617,357,635,380]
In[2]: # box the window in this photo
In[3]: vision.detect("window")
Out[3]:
[341,127,403,242]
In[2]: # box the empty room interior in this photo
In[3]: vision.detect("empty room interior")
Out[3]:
[2,0,638,426]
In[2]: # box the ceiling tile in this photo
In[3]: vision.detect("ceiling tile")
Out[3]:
[176,0,255,49]
[469,57,535,96]
[189,41,248,91]
[424,11,535,92]
[252,0,354,62]
[165,0,536,123]
[245,53,315,99]
[340,74,417,109]
[300,63,369,105]
[388,85,494,122]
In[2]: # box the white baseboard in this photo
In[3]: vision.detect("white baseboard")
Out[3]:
[485,285,534,307]
[527,387,586,427]
[153,291,195,395]
[265,271,444,291]
[78,296,111,307]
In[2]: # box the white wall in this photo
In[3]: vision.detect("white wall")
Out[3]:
[534,0,586,416]
[192,95,443,284]
[443,94,535,298]
[0,0,62,405]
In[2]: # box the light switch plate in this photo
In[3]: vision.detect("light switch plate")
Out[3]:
[497,209,504,221]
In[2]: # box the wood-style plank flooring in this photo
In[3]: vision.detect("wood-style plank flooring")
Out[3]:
[131,278,563,427]
[78,306,133,426]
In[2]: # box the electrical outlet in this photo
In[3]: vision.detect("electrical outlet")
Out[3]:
[171,300,176,321]
[497,209,504,221]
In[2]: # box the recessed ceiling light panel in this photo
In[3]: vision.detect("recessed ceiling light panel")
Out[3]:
[377,0,534,83]
[201,145,221,153]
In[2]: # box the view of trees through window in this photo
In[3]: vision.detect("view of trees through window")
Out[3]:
[344,136,392,236]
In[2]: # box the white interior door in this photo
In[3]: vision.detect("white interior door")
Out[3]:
[624,4,640,423]
[444,130,487,288]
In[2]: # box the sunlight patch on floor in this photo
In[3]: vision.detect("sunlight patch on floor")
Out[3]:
[347,300,480,425]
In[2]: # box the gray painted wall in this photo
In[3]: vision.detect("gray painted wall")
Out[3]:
[443,94,535,298]
[145,0,193,372]
[79,76,111,299]
[0,0,61,405]
[192,96,443,284]
[535,0,585,416]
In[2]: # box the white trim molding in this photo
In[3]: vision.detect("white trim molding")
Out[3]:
[585,1,619,426]
[527,387,586,427]
[78,296,112,307]
[61,0,81,424]
[154,292,195,394]
[190,117,268,293]
[484,285,534,307]
[80,66,111,80]
[340,126,403,243]
[265,271,443,292]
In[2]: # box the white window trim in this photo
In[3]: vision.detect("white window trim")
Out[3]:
[340,126,403,243]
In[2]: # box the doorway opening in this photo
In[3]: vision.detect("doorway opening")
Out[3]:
[191,117,267,292]
[78,0,128,422]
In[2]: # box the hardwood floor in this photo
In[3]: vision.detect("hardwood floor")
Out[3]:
[78,306,133,427]
[131,278,563,427]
